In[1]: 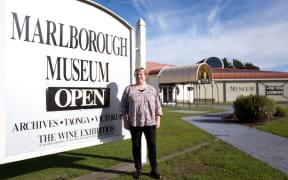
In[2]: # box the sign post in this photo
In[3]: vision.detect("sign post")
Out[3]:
[0,0,136,164]
[135,18,148,164]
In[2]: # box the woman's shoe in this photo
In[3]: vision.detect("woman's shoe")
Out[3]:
[150,170,161,179]
[134,169,141,179]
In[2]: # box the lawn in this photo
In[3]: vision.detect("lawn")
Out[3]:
[256,107,288,138]
[0,106,287,180]
[116,140,287,180]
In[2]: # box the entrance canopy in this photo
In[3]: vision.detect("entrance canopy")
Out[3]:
[158,63,212,84]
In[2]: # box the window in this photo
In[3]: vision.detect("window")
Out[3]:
[205,57,223,68]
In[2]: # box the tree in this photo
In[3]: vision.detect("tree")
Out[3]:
[222,57,233,68]
[233,59,245,69]
[221,58,261,70]
[244,62,260,70]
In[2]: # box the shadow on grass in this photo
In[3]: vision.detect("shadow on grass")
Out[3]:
[0,152,132,179]
[63,151,132,163]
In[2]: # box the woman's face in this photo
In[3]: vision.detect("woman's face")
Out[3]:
[135,70,146,84]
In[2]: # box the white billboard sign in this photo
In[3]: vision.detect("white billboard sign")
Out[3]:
[0,0,133,164]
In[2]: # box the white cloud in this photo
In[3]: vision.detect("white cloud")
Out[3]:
[147,20,288,71]
[142,1,288,71]
[125,0,288,71]
[207,5,220,24]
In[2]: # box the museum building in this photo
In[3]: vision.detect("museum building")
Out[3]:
[145,57,288,105]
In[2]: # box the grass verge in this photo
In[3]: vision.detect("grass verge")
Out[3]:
[0,106,287,180]
[256,107,288,138]
[116,140,288,180]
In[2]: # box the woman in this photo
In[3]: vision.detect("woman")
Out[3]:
[120,67,163,179]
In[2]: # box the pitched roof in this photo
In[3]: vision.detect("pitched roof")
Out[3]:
[211,68,288,80]
[158,63,212,84]
[146,61,174,75]
[146,61,288,80]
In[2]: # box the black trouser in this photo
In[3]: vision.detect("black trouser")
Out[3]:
[130,126,157,171]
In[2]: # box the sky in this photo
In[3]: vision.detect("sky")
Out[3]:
[93,0,288,72]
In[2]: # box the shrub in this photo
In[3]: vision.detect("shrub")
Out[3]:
[233,95,276,123]
[274,106,286,117]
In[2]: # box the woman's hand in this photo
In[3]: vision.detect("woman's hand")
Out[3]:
[122,114,130,130]
[155,116,161,128]
[123,120,130,130]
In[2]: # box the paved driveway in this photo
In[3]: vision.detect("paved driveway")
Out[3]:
[180,107,288,175]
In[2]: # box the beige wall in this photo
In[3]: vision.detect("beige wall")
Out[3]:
[215,80,288,102]
[258,81,288,102]
[147,74,288,103]
[146,75,159,90]
[224,82,256,102]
